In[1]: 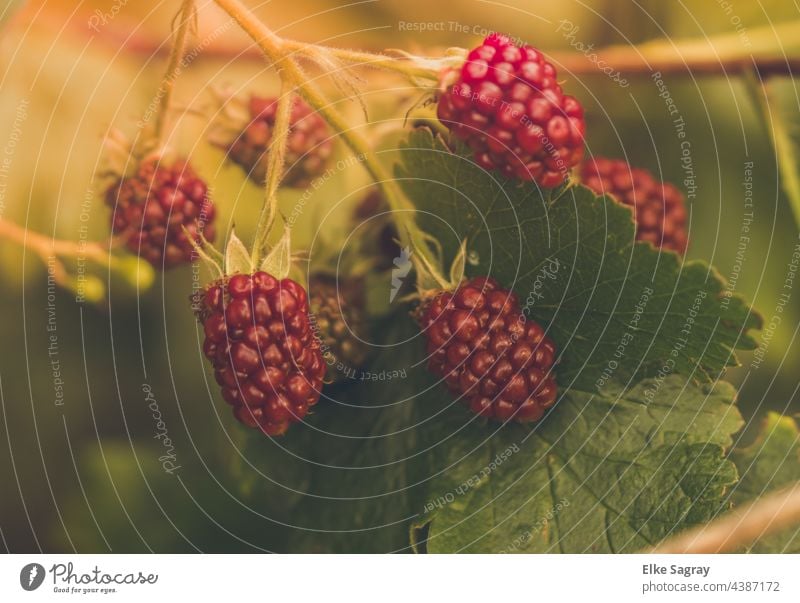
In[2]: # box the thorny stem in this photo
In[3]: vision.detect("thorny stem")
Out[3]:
[649,482,800,553]
[211,0,432,265]
[252,79,293,266]
[151,0,196,147]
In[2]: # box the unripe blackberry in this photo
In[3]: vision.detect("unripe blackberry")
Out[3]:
[217,95,332,187]
[196,272,326,436]
[105,159,216,269]
[418,276,558,423]
[309,276,368,382]
[437,33,585,187]
[581,157,688,254]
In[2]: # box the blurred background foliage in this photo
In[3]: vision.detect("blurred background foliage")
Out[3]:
[0,0,798,552]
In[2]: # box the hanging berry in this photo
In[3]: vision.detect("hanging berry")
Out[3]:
[418,276,558,423]
[437,33,585,188]
[105,158,216,269]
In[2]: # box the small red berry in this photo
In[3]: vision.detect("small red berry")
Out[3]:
[105,159,216,269]
[437,33,585,188]
[418,276,558,423]
[218,95,333,188]
[580,157,689,254]
[195,272,326,436]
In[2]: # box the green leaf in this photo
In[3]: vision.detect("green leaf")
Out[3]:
[396,129,761,390]
[729,412,800,553]
[413,376,742,553]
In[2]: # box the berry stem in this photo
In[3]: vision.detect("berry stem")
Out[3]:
[743,70,800,233]
[0,216,110,264]
[150,0,196,148]
[279,40,458,81]
[251,79,293,266]
[211,0,442,273]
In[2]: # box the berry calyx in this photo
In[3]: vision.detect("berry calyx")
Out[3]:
[105,159,216,269]
[309,275,368,383]
[418,276,558,423]
[196,272,326,436]
[212,94,333,188]
[437,33,585,188]
[580,157,689,254]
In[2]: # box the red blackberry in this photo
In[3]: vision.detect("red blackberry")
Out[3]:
[196,272,326,436]
[105,159,216,269]
[418,276,558,423]
[437,33,585,188]
[580,157,688,254]
[217,95,333,187]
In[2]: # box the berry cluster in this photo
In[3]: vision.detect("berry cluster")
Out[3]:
[419,276,558,423]
[437,33,585,188]
[221,95,333,188]
[581,157,689,254]
[106,159,216,269]
[197,272,326,436]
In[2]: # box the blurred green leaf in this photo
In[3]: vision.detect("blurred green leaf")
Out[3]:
[729,412,800,552]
